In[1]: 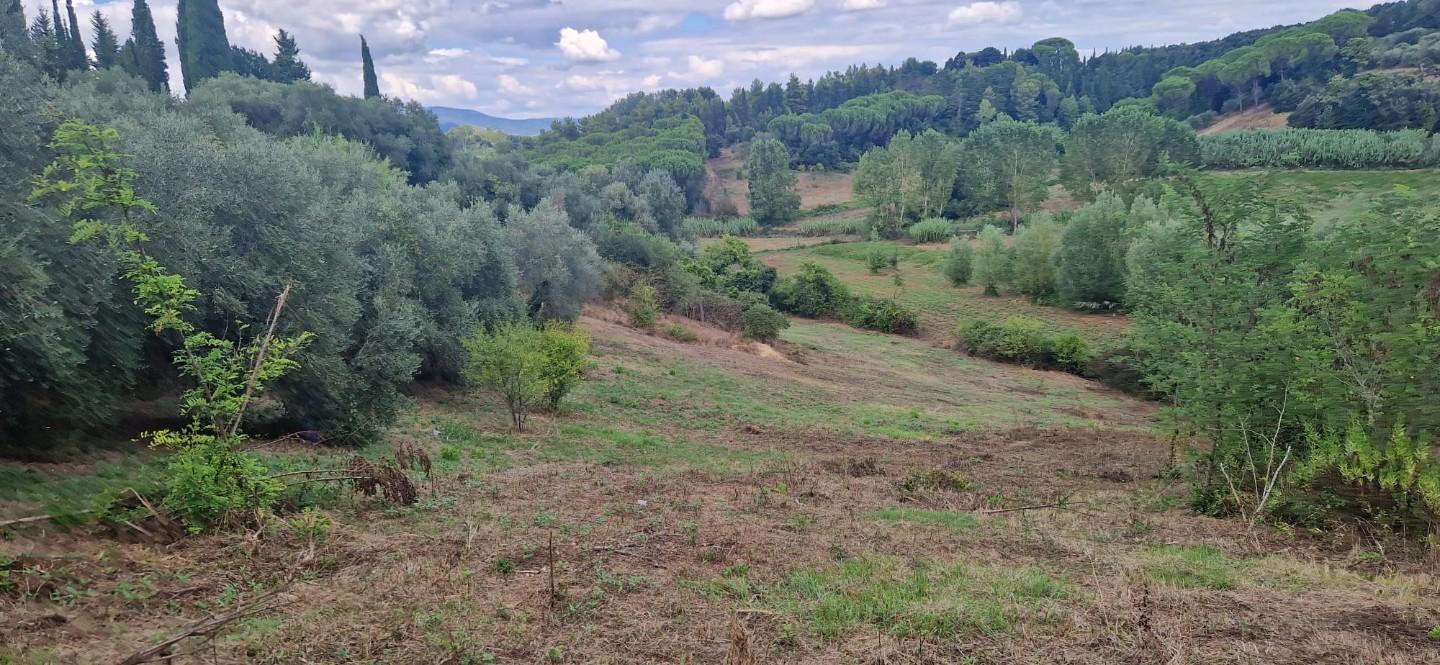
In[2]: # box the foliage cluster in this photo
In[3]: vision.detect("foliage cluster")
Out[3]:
[955,318,1092,373]
[462,321,590,431]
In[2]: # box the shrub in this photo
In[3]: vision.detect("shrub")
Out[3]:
[848,297,919,335]
[661,323,700,342]
[1185,111,1218,130]
[537,322,590,411]
[797,217,871,237]
[942,239,973,286]
[770,261,853,319]
[971,227,1012,296]
[682,216,760,238]
[865,241,888,274]
[629,284,659,329]
[464,321,588,430]
[955,318,1091,373]
[742,304,790,342]
[907,218,953,244]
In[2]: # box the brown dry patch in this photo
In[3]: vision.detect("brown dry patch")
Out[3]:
[1199,103,1292,134]
[704,148,856,215]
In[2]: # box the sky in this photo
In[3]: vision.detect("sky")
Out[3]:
[27,0,1365,118]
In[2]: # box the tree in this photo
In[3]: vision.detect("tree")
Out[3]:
[0,0,31,59]
[176,0,232,93]
[270,29,310,82]
[637,170,685,238]
[88,11,119,68]
[1061,107,1198,200]
[854,130,958,236]
[942,238,973,286]
[1011,215,1061,301]
[360,34,380,99]
[970,226,1012,296]
[747,137,799,226]
[122,0,168,92]
[1152,75,1196,117]
[1055,193,1130,308]
[959,119,1059,232]
[463,321,547,431]
[62,0,85,71]
[507,201,603,322]
[28,9,65,80]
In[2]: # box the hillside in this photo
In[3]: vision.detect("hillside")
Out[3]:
[430,106,557,136]
[8,313,1437,663]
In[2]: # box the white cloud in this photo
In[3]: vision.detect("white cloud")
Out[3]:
[643,74,664,87]
[428,48,469,58]
[498,74,536,96]
[723,0,815,22]
[686,55,726,78]
[556,27,621,61]
[947,1,1023,26]
[840,0,886,10]
[726,45,870,68]
[633,14,683,33]
[489,56,530,67]
[380,72,479,104]
[563,74,607,91]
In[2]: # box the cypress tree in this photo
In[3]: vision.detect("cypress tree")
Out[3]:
[49,0,66,56]
[176,0,232,93]
[63,0,85,70]
[89,11,119,68]
[124,0,168,92]
[270,29,310,83]
[0,0,30,58]
[360,35,379,98]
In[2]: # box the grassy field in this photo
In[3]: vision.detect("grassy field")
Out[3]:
[4,314,1436,664]
[757,240,1131,348]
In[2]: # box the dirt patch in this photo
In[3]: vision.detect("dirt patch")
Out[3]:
[703,148,857,216]
[1199,103,1291,134]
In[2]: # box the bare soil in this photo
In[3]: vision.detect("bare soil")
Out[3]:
[1199,104,1292,134]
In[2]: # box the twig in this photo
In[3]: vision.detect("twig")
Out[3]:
[0,510,96,529]
[226,285,291,440]
[114,588,289,665]
[979,500,1085,515]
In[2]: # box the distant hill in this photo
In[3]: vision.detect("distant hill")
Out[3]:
[430,106,557,136]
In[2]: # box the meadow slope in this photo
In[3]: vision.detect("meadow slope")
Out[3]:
[3,315,1435,664]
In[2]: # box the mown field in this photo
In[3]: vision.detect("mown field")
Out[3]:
[757,241,1131,348]
[5,315,1435,664]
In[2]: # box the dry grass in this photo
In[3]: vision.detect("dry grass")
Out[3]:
[1199,103,1292,134]
[2,317,1437,664]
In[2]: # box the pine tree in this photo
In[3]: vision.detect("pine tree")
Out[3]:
[176,0,232,93]
[89,11,119,68]
[270,29,310,82]
[360,35,379,98]
[123,0,168,92]
[63,0,85,70]
[0,0,32,59]
[29,9,65,80]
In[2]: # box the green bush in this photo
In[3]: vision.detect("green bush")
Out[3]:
[848,297,919,335]
[661,323,700,342]
[629,284,659,329]
[771,261,854,319]
[165,443,282,531]
[464,321,589,430]
[907,218,953,244]
[537,322,591,411]
[866,241,888,274]
[942,239,973,286]
[742,304,790,342]
[955,318,1091,373]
